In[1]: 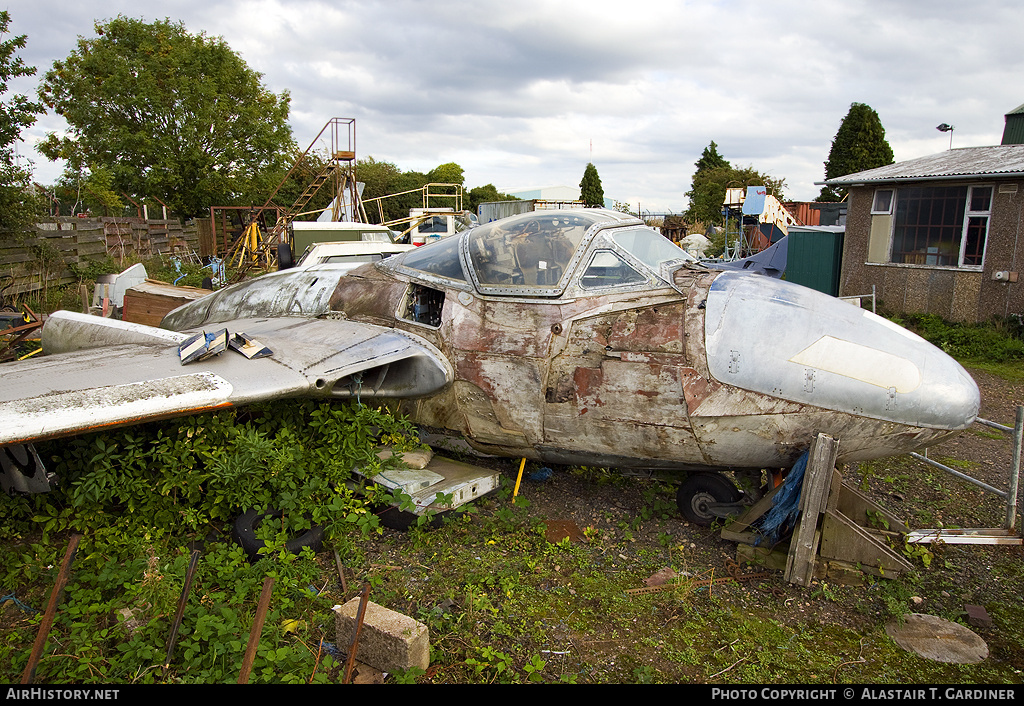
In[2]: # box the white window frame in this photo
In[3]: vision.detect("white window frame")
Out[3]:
[886,184,993,269]
[957,185,992,268]
[871,188,894,215]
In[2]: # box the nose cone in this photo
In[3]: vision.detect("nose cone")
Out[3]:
[703,272,979,431]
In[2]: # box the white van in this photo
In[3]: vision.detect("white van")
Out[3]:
[406,209,477,245]
[279,221,412,272]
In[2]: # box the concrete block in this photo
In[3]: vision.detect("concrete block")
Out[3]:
[334,599,429,673]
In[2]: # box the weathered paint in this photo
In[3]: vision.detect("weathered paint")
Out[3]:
[0,370,233,445]
[326,251,977,471]
[0,314,453,447]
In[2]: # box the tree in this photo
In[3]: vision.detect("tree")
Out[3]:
[694,140,731,174]
[685,161,786,226]
[580,162,604,207]
[685,141,735,225]
[427,162,464,186]
[357,157,403,203]
[818,102,894,202]
[356,158,475,224]
[684,141,788,225]
[467,184,518,214]
[425,161,465,210]
[271,148,335,221]
[0,11,44,233]
[38,16,295,218]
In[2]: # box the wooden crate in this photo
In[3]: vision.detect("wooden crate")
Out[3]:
[121,279,211,327]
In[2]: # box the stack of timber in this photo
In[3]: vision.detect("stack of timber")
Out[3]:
[723,433,913,586]
[122,280,212,327]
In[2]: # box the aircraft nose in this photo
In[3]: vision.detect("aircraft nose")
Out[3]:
[912,340,981,429]
[702,272,980,431]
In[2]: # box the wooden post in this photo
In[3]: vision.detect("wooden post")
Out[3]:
[724,433,914,585]
[784,434,840,587]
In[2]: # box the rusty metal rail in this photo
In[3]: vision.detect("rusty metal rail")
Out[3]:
[21,534,82,684]
[238,577,275,684]
[907,406,1023,545]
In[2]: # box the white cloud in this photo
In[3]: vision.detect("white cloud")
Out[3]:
[6,0,1024,211]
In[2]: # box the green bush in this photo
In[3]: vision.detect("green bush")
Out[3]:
[24,399,421,541]
[0,399,425,683]
[893,313,1024,363]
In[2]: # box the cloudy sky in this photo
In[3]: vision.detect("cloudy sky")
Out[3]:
[5,0,1024,213]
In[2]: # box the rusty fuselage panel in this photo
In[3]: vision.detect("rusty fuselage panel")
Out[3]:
[326,213,978,473]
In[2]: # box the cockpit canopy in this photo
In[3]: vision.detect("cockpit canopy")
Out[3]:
[382,208,696,296]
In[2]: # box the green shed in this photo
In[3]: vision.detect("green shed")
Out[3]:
[1002,102,1024,145]
[785,227,845,296]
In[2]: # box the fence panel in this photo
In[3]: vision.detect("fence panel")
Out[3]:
[0,218,200,299]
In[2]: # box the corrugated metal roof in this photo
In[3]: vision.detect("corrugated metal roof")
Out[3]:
[823,145,1024,186]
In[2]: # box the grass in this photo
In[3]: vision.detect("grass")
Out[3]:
[959,359,1024,383]
[7,464,1021,685]
[891,313,1024,365]
[344,484,1024,684]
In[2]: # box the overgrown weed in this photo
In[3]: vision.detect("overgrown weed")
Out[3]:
[891,312,1024,366]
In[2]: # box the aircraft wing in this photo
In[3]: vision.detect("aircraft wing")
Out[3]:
[0,311,453,447]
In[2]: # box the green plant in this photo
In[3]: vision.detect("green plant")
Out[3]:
[523,653,547,682]
[895,313,1024,363]
[465,645,515,683]
[391,665,426,683]
[901,541,935,568]
[4,376,1023,685]
[31,399,421,543]
[865,509,890,531]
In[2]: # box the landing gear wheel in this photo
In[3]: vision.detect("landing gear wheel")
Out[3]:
[232,508,324,561]
[676,473,742,526]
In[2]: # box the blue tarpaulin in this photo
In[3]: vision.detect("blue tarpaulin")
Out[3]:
[753,450,809,546]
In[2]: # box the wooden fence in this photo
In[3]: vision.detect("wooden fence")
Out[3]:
[0,217,201,300]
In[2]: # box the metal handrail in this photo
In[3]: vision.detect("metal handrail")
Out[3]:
[839,285,877,314]
[907,406,1023,544]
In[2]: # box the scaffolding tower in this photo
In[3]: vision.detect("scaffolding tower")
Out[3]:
[214,118,362,273]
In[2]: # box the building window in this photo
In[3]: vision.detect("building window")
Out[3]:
[889,185,991,268]
[962,186,992,266]
[871,189,894,214]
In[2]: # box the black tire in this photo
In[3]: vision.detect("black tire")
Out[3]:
[376,505,448,531]
[231,508,323,560]
[277,243,294,270]
[676,473,742,526]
